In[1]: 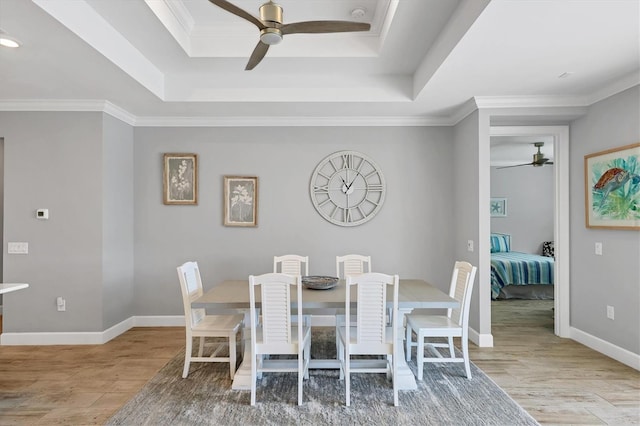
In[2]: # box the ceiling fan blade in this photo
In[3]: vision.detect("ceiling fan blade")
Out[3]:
[209,0,266,30]
[281,20,370,35]
[496,162,534,169]
[245,41,270,70]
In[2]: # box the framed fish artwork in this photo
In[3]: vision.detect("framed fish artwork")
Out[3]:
[584,142,640,230]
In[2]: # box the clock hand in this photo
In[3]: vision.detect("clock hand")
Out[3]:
[340,177,349,193]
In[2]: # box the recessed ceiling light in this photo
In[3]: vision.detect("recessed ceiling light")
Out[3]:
[558,72,574,79]
[0,30,20,48]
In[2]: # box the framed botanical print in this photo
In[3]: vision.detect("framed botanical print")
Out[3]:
[585,142,640,229]
[224,176,258,227]
[163,153,198,205]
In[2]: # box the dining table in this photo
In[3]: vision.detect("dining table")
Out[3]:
[193,278,459,391]
[0,283,29,294]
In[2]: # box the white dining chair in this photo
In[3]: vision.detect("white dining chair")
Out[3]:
[273,254,310,325]
[249,272,311,406]
[405,261,477,380]
[336,254,371,278]
[335,254,372,343]
[273,254,309,276]
[337,272,399,407]
[176,261,244,379]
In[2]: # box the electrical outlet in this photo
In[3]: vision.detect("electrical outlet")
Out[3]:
[467,240,474,252]
[57,297,66,312]
[606,305,614,320]
[595,242,603,255]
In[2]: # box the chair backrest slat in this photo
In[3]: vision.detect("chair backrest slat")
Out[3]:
[448,261,477,326]
[274,255,309,276]
[357,282,386,342]
[336,254,371,278]
[261,281,292,343]
[249,272,301,347]
[346,272,398,346]
[177,261,206,328]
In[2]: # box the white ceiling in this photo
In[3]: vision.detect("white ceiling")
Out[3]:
[0,1,638,160]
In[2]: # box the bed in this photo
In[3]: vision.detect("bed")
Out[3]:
[490,233,554,300]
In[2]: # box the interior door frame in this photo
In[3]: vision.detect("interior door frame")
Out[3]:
[490,125,570,338]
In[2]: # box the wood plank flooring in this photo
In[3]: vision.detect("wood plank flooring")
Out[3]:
[470,300,640,425]
[0,300,638,425]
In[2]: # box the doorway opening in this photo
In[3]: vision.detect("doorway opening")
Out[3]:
[489,126,570,339]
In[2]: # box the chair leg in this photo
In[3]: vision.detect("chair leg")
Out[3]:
[251,353,257,406]
[392,354,398,407]
[182,336,192,379]
[298,355,303,405]
[448,336,455,358]
[405,323,412,361]
[304,337,311,380]
[462,337,472,379]
[338,335,345,380]
[416,331,425,381]
[229,331,237,379]
[197,336,205,357]
[345,354,351,407]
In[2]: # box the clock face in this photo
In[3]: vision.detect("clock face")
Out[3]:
[310,150,386,226]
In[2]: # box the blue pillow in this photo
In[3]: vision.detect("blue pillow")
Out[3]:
[490,234,510,253]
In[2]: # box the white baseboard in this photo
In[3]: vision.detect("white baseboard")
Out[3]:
[0,315,183,346]
[570,327,640,371]
[133,315,184,327]
[469,327,494,347]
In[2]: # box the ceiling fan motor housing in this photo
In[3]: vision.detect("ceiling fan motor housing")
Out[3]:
[259,2,283,44]
[260,2,283,25]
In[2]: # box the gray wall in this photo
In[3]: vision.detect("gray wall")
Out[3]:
[0,138,3,308]
[490,165,554,253]
[570,86,640,355]
[102,114,135,328]
[452,110,486,335]
[0,139,3,280]
[1,112,105,332]
[133,126,456,315]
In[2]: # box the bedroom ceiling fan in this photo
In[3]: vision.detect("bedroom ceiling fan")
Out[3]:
[497,142,554,169]
[208,0,371,70]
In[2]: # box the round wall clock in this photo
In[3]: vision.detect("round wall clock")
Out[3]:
[310,150,386,226]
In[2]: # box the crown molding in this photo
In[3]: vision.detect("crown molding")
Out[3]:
[474,95,589,109]
[1,75,637,127]
[0,100,137,125]
[133,115,449,127]
[586,71,640,105]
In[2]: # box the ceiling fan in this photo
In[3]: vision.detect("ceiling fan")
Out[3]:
[497,142,554,169]
[209,0,371,70]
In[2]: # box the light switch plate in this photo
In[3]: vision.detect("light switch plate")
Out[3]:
[8,242,28,254]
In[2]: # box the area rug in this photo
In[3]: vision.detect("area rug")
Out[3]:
[107,329,538,426]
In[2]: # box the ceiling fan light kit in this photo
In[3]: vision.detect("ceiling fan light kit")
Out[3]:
[260,28,282,45]
[209,0,371,70]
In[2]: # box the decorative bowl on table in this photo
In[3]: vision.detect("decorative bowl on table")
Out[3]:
[302,276,339,290]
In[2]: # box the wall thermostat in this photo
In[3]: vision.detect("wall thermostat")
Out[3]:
[36,209,49,220]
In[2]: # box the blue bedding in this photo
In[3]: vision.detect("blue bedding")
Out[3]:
[490,251,554,299]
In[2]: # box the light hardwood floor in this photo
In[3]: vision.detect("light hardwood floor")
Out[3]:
[0,301,638,425]
[470,300,640,425]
